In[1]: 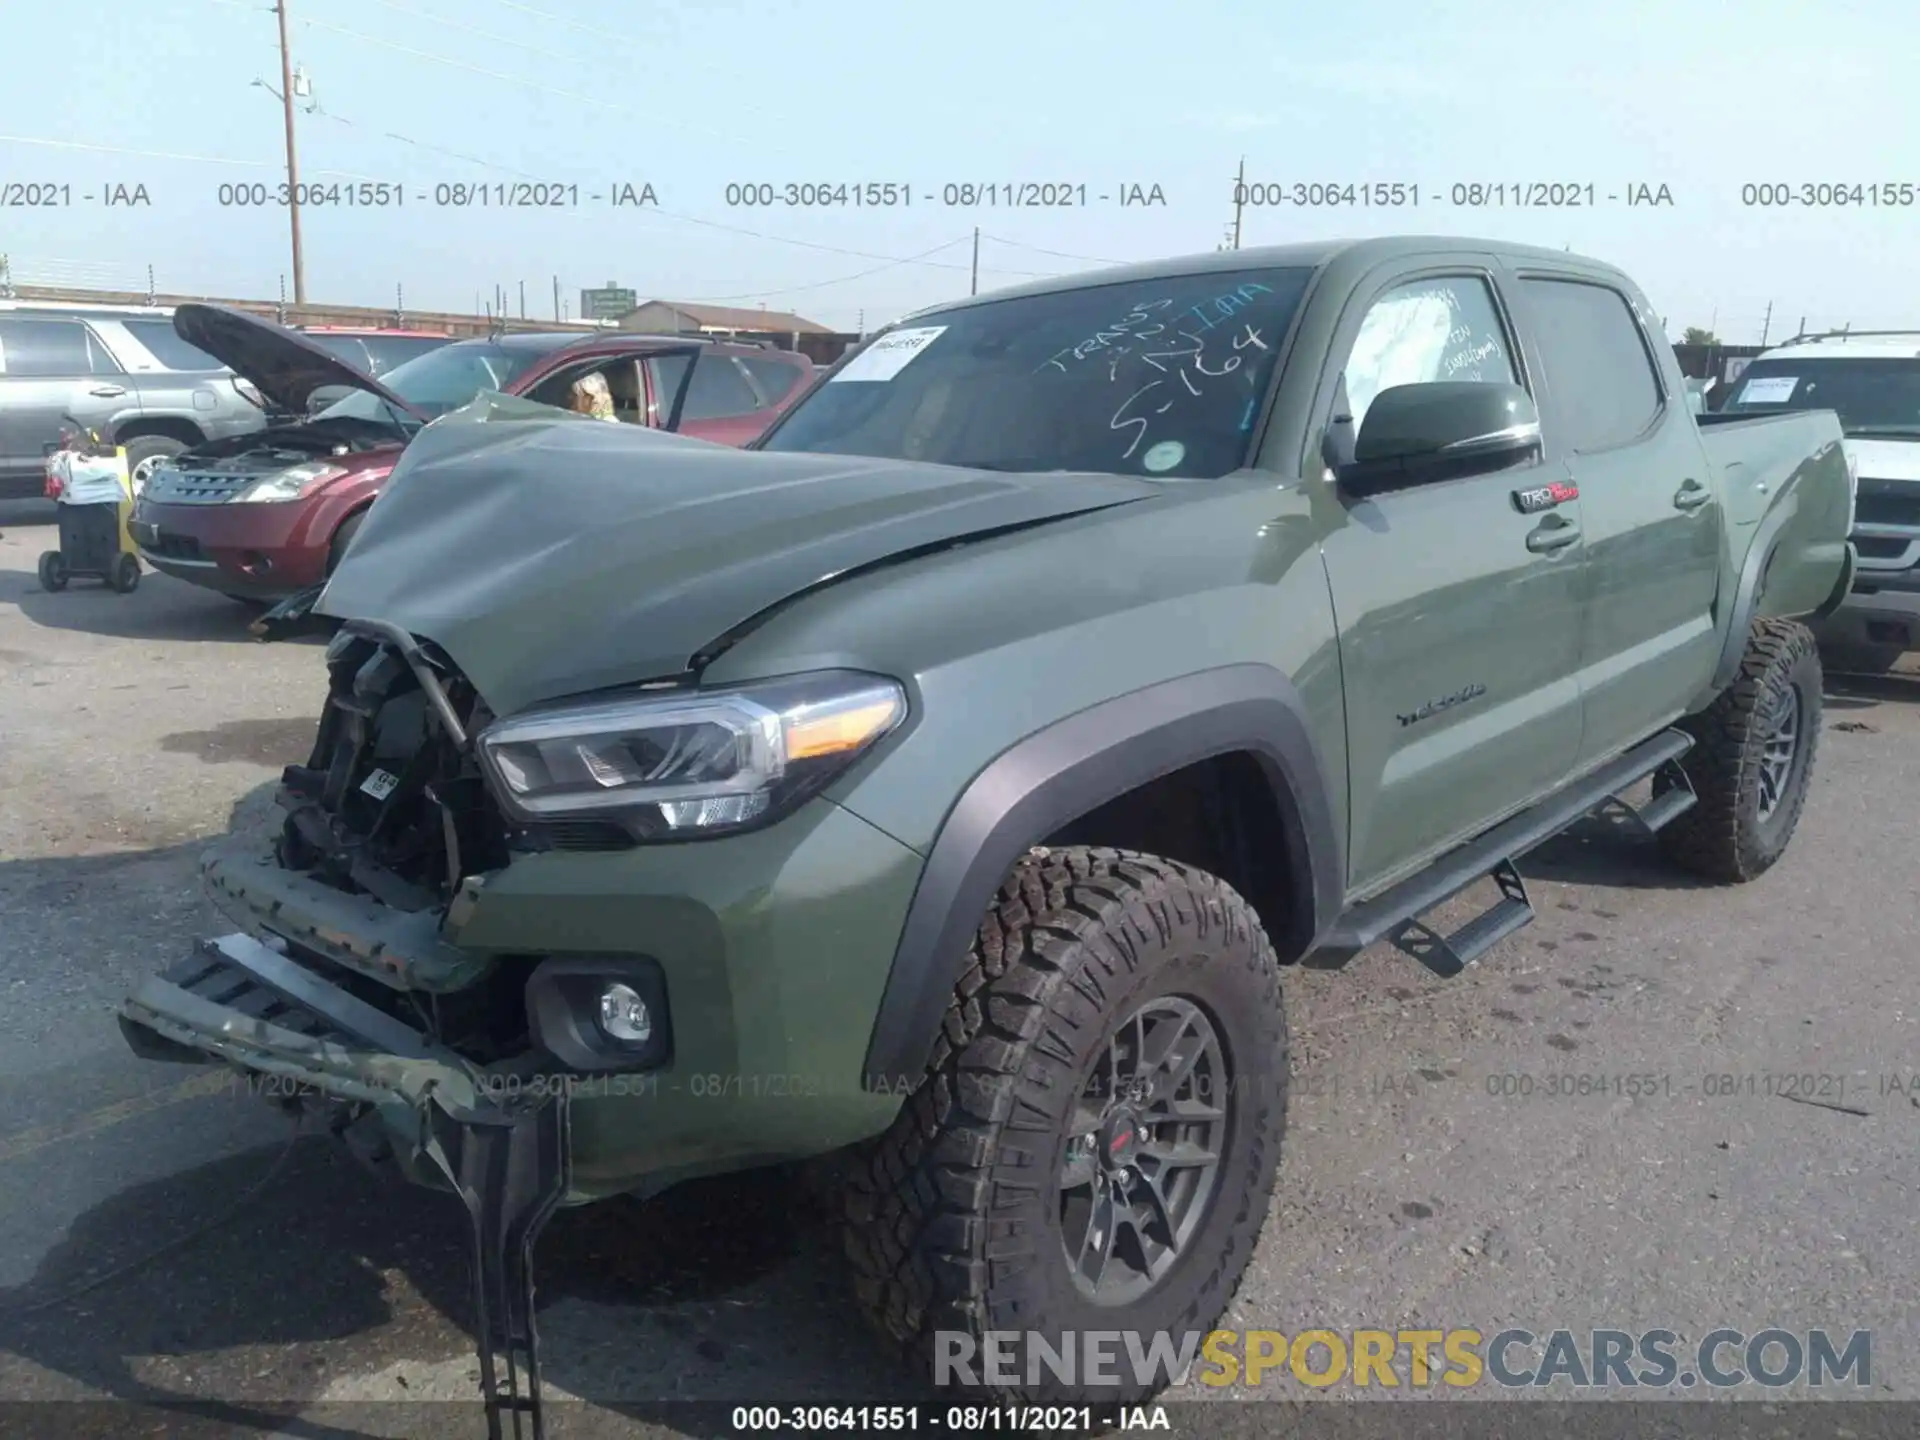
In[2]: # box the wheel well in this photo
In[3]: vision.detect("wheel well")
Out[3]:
[115,417,205,448]
[1039,751,1313,963]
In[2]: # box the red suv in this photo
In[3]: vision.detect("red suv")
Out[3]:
[131,306,815,602]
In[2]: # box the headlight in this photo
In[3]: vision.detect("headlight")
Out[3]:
[231,462,349,503]
[476,670,907,837]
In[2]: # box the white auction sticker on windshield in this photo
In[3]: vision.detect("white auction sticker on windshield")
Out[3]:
[1739,376,1798,404]
[831,326,948,383]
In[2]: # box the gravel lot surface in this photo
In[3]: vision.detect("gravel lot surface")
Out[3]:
[1,501,1914,1438]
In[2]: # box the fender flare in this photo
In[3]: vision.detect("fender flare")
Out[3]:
[858,663,1343,1091]
[1708,494,1798,695]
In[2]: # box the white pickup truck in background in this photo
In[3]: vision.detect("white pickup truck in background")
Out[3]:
[1720,330,1920,667]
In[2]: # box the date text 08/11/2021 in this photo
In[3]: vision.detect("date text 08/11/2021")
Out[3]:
[210,181,660,208]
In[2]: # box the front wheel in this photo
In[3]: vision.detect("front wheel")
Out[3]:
[1659,618,1822,882]
[843,847,1287,1406]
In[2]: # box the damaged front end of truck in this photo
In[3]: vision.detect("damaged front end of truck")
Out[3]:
[120,614,588,1438]
[116,396,1156,1437]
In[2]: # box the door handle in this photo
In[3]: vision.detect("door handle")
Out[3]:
[1673,479,1711,511]
[89,385,127,397]
[1526,516,1581,554]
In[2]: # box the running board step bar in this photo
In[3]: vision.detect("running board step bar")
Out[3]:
[1314,729,1696,978]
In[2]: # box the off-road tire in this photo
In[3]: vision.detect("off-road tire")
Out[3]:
[843,847,1287,1406]
[1659,618,1821,882]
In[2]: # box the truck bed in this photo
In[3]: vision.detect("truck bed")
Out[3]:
[1694,408,1853,620]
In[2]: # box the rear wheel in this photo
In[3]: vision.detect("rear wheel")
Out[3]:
[843,847,1287,1405]
[1659,618,1821,882]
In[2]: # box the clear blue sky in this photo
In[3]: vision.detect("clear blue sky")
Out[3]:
[3,0,1915,336]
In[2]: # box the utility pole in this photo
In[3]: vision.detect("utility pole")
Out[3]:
[1231,157,1246,250]
[970,227,979,296]
[274,1,306,304]
[553,275,560,322]
[1760,300,1772,346]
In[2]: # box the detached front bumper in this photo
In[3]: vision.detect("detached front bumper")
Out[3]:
[120,931,485,1188]
[121,796,924,1202]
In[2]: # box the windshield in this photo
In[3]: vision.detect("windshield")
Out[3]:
[760,266,1316,478]
[1723,356,1920,436]
[317,341,556,424]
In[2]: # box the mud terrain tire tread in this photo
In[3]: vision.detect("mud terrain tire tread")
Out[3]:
[842,846,1287,1405]
[1659,617,1821,883]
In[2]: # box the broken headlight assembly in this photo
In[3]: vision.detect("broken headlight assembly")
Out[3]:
[475,670,907,839]
[231,461,349,503]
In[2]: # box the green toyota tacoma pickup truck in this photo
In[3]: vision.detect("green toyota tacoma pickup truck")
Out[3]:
[119,237,1854,1422]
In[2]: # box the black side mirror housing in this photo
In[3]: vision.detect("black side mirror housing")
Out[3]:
[1334,382,1542,497]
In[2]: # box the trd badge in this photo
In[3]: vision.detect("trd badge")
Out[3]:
[1512,480,1579,514]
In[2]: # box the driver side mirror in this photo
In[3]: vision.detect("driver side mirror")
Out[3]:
[1328,382,1542,498]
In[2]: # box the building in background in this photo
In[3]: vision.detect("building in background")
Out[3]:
[614,300,857,364]
[579,283,637,322]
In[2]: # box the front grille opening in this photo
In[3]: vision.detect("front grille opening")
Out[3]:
[276,631,511,910]
[1853,535,1909,560]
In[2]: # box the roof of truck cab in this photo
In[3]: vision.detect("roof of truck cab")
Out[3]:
[906,236,1626,318]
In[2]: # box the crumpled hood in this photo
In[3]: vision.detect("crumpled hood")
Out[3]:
[172,303,429,420]
[319,396,1157,715]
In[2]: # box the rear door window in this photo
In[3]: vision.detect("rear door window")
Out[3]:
[121,318,225,371]
[646,352,762,420]
[1519,278,1665,451]
[0,317,97,376]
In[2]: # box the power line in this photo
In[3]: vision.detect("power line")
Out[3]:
[0,131,376,181]
[358,0,601,68]
[980,233,1126,266]
[295,14,784,152]
[677,239,974,302]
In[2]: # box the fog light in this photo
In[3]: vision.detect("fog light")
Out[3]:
[597,983,653,1044]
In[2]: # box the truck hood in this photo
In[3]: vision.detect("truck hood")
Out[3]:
[1843,436,1920,482]
[318,397,1158,715]
[172,303,429,422]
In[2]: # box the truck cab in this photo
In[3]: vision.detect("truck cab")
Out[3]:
[1720,331,1920,663]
